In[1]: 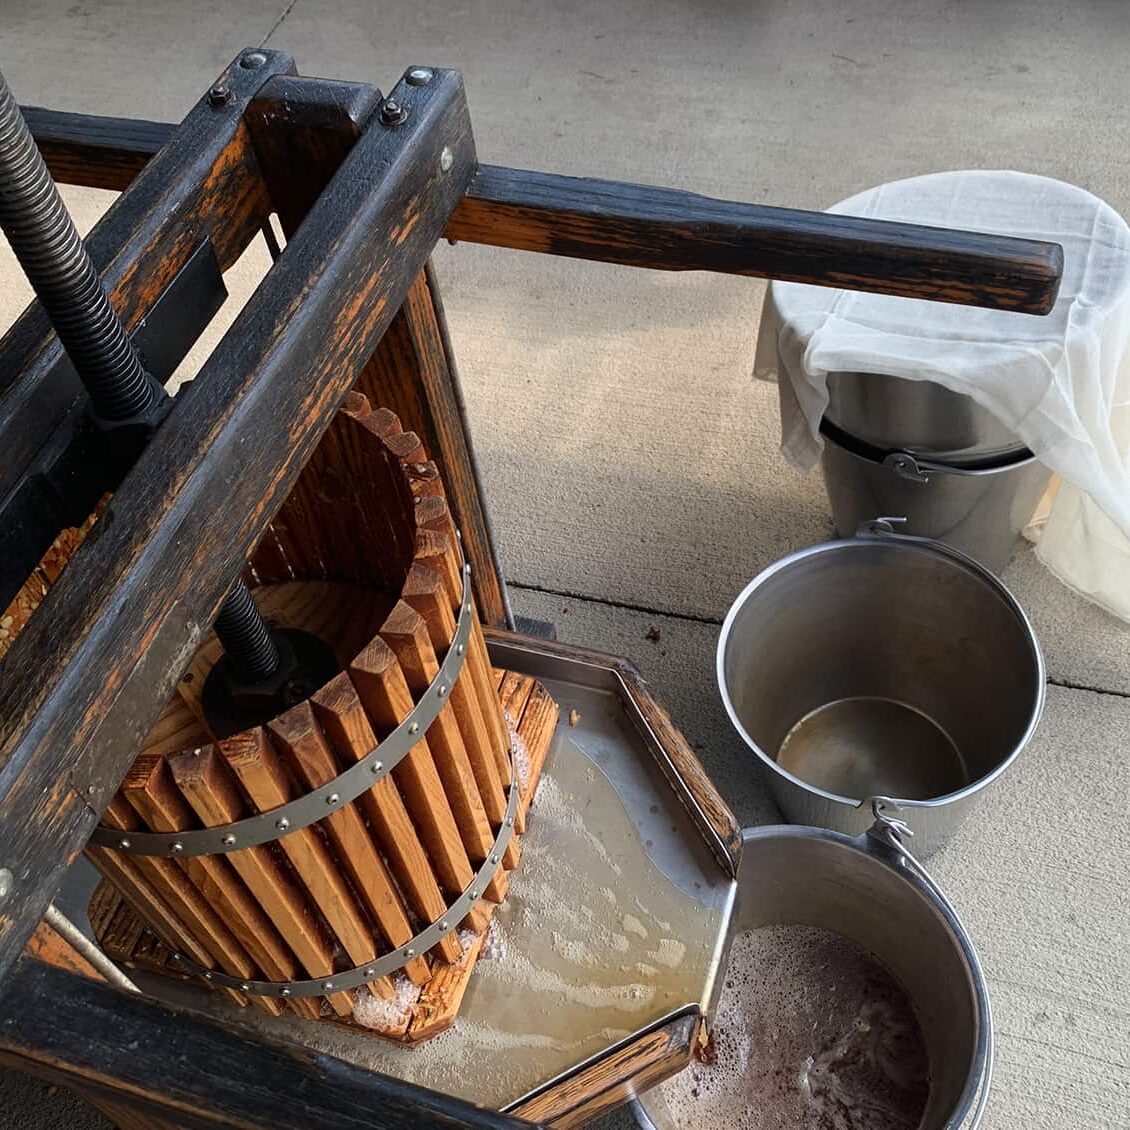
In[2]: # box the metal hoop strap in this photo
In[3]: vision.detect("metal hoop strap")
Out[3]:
[173,744,519,997]
[90,565,475,858]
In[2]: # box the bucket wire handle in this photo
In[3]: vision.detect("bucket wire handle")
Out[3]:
[867,797,994,1130]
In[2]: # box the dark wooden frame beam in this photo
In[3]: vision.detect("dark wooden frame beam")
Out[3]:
[2,54,293,508]
[242,74,510,625]
[0,957,537,1129]
[23,107,1062,313]
[0,66,476,979]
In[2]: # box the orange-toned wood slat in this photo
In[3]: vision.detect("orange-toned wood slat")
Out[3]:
[98,797,256,1010]
[349,638,476,898]
[403,564,517,868]
[378,602,506,903]
[119,754,307,1018]
[167,746,357,1017]
[512,682,559,821]
[310,674,463,965]
[414,528,512,788]
[218,729,401,1012]
[407,930,485,1042]
[266,702,433,984]
[497,670,537,832]
[84,846,215,974]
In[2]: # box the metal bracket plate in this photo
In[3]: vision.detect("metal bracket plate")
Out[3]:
[89,564,474,857]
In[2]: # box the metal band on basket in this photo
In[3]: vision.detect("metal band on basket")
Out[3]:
[171,744,519,997]
[90,564,475,858]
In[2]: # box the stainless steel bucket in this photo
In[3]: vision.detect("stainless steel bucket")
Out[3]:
[634,809,994,1129]
[825,370,1025,466]
[716,523,1044,855]
[820,420,1052,574]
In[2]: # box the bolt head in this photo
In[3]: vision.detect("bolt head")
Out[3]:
[371,760,384,774]
[438,685,448,698]
[440,919,450,931]
[364,967,375,978]
[276,818,290,831]
[379,98,408,126]
[117,838,131,851]
[0,868,12,902]
[208,83,232,108]
[405,947,416,958]
[203,971,213,981]
[326,793,340,806]
[322,980,334,991]
[240,50,269,68]
[240,983,251,992]
[406,66,434,85]
[221,834,237,847]
[408,722,419,735]
[439,146,454,173]
[470,889,480,900]
[169,841,184,855]
[456,644,465,655]
[280,987,291,997]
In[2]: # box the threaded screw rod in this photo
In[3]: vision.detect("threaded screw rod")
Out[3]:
[212,583,281,682]
[0,67,281,682]
[0,69,159,421]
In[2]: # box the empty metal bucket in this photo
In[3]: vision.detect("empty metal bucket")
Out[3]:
[717,524,1044,855]
[825,369,1025,466]
[820,420,1052,574]
[635,811,993,1129]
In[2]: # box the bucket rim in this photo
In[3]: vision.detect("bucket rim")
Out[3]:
[634,820,993,1130]
[716,535,1046,813]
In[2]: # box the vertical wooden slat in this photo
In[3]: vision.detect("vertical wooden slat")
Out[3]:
[416,527,512,787]
[403,563,507,825]
[218,730,398,1010]
[310,673,464,964]
[349,639,475,898]
[97,799,253,1008]
[119,755,308,1018]
[266,702,432,984]
[167,747,357,1017]
[378,602,506,904]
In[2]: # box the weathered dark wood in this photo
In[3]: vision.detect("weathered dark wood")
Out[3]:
[20,106,172,192]
[1,51,292,510]
[510,1011,700,1128]
[451,165,1063,313]
[0,69,476,978]
[0,957,539,1129]
[244,74,510,625]
[26,111,1063,314]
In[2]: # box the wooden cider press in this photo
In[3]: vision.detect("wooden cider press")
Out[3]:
[0,49,1061,1130]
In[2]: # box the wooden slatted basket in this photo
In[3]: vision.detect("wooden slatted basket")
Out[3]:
[82,393,558,1041]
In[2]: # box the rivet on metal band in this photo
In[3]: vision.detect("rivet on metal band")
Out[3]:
[174,744,519,997]
[91,565,474,857]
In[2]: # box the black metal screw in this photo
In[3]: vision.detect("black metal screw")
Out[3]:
[0,69,161,421]
[208,83,233,108]
[379,98,408,126]
[212,582,281,682]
